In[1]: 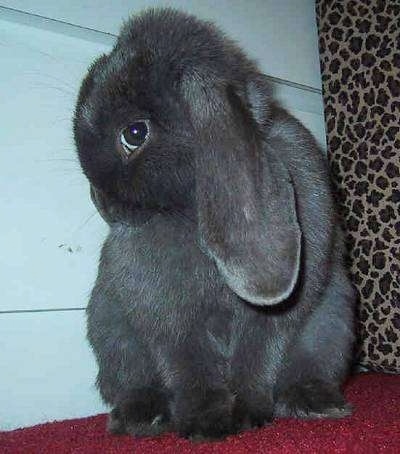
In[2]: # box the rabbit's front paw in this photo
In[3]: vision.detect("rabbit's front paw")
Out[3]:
[275,380,352,419]
[107,387,171,437]
[176,389,235,441]
[232,396,273,432]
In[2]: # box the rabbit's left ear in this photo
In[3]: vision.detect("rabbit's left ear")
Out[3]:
[183,74,301,306]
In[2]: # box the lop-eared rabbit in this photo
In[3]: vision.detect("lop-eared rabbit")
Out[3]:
[74,8,354,441]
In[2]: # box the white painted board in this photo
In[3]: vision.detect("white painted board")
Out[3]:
[0,310,107,430]
[0,20,109,311]
[0,0,322,89]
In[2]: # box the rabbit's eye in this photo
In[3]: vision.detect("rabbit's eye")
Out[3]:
[120,121,149,153]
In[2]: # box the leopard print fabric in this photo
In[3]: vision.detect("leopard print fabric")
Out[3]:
[316,0,400,373]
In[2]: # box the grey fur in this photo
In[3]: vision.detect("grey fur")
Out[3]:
[73,8,355,440]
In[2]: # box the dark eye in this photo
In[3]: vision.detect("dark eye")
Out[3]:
[120,121,149,153]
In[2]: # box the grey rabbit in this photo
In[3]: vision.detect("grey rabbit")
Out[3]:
[73,8,355,441]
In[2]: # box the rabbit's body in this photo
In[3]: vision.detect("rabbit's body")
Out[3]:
[75,9,355,440]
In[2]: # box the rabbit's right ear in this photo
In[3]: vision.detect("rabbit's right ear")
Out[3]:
[182,73,301,306]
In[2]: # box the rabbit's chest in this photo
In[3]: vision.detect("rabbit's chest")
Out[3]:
[102,220,229,318]
[96,219,244,364]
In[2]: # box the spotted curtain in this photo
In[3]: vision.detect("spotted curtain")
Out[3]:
[315,0,400,373]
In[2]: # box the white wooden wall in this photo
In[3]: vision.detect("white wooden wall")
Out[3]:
[0,0,325,430]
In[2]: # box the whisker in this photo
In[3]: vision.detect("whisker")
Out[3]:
[26,72,77,91]
[27,82,75,97]
[72,210,99,233]
[35,158,78,162]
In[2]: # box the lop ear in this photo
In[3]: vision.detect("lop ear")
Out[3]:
[184,73,301,306]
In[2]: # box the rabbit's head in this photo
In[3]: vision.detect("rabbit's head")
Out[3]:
[74,8,301,306]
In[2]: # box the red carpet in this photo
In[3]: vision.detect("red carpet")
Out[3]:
[1,374,399,454]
